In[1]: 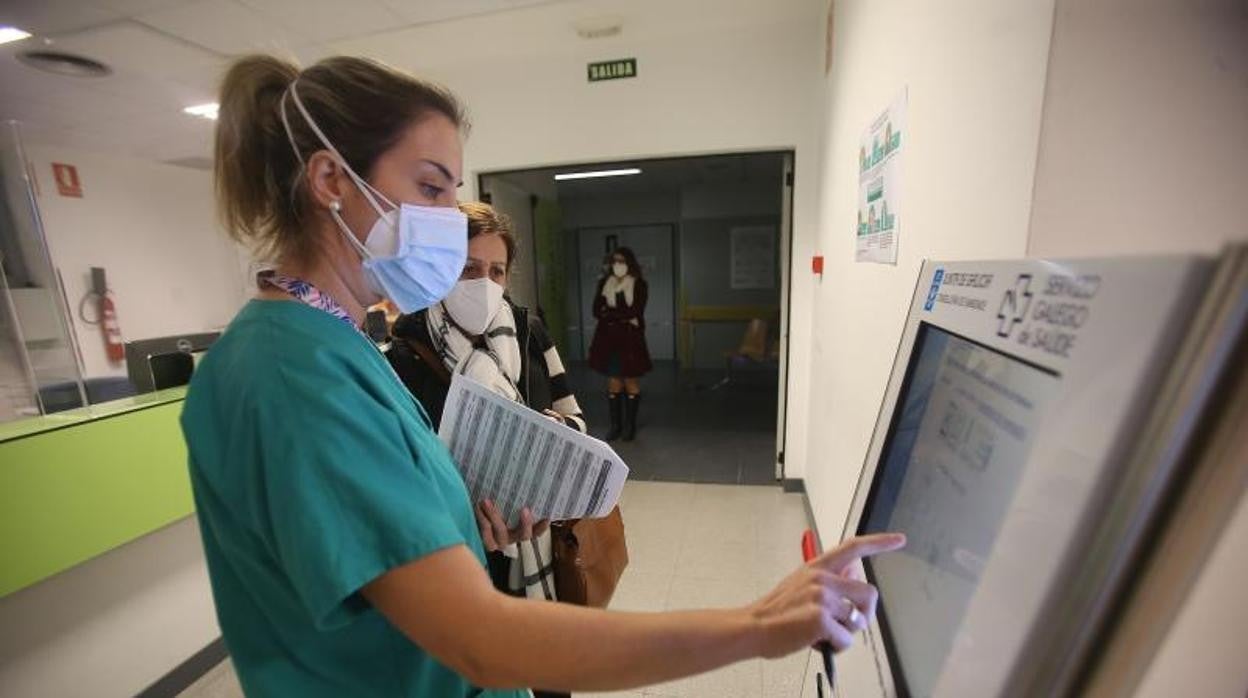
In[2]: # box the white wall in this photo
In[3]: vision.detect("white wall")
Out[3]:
[1134,492,1248,697]
[803,0,1057,538]
[0,517,219,697]
[806,0,1247,692]
[330,0,827,477]
[1030,1,1248,692]
[26,146,249,381]
[0,150,243,695]
[1027,0,1248,257]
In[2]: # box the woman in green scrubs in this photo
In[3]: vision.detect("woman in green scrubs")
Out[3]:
[181,54,904,697]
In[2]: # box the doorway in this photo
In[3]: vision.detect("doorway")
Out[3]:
[479,151,794,486]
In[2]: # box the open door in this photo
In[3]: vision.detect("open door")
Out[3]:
[775,152,795,480]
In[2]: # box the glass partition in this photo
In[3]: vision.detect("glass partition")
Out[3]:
[0,120,86,422]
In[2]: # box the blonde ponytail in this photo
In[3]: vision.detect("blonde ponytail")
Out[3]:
[213,55,467,266]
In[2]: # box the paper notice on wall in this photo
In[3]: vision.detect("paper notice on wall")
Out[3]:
[439,374,629,527]
[856,90,906,264]
[730,226,777,290]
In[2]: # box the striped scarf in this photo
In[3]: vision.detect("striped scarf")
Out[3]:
[427,300,556,600]
[426,300,522,402]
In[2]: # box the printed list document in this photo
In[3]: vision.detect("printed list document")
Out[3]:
[439,374,629,527]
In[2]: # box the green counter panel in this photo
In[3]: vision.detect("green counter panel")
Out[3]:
[0,399,194,598]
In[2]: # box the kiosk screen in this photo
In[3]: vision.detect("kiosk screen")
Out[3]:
[861,323,1060,696]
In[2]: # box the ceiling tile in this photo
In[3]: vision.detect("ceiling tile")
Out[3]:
[0,24,222,155]
[237,0,402,43]
[92,0,196,16]
[0,54,123,122]
[136,0,308,56]
[290,42,335,66]
[376,0,557,27]
[50,22,221,76]
[0,0,122,36]
[0,0,637,166]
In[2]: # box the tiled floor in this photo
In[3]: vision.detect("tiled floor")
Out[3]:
[580,481,818,698]
[178,482,820,698]
[569,361,782,486]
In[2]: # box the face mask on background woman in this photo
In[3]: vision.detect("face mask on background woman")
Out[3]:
[442,277,505,335]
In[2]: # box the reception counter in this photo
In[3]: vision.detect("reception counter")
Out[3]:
[0,387,193,598]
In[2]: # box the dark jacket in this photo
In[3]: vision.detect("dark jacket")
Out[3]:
[588,276,653,377]
[385,301,581,430]
[385,302,580,698]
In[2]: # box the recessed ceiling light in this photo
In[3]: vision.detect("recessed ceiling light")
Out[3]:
[554,168,641,181]
[0,27,32,46]
[183,103,219,120]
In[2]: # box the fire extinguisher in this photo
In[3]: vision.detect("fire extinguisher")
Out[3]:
[92,267,125,363]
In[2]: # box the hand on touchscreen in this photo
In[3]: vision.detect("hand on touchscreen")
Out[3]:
[748,533,905,658]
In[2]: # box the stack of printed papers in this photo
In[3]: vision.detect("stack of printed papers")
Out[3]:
[439,374,629,527]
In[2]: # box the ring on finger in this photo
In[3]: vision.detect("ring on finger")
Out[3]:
[840,596,863,629]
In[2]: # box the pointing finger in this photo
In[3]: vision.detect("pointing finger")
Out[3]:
[814,533,906,572]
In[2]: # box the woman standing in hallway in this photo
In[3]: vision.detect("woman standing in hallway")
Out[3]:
[386,203,586,685]
[589,247,652,441]
[181,53,903,698]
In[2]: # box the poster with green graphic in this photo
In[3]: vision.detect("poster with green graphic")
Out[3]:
[856,89,906,264]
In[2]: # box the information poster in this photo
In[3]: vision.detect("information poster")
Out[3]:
[730,226,776,290]
[856,90,906,264]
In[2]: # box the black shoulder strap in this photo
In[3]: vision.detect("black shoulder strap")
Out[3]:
[404,338,452,386]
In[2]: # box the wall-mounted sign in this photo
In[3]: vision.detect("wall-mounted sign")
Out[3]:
[856,89,906,264]
[52,162,83,198]
[731,226,777,290]
[588,58,637,82]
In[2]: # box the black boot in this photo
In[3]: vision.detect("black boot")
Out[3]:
[605,393,623,441]
[623,394,640,441]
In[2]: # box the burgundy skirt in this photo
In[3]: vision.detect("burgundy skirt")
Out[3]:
[588,320,652,377]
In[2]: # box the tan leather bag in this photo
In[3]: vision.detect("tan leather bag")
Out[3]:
[551,506,628,608]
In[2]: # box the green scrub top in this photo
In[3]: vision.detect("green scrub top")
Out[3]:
[181,299,529,698]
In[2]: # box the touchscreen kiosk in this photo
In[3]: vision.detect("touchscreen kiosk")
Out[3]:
[837,251,1246,698]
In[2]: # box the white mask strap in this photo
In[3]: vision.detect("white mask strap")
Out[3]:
[329,208,372,261]
[279,91,304,168]
[283,80,397,219]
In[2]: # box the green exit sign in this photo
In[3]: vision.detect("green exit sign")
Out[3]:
[588,58,637,82]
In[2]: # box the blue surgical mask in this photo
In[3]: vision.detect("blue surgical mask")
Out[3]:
[336,200,468,314]
[280,80,467,314]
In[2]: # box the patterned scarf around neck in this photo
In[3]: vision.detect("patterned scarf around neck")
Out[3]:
[426,300,522,402]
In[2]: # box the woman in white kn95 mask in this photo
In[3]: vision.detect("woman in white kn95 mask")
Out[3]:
[388,202,586,434]
[387,203,597,698]
[588,247,653,441]
[182,53,904,698]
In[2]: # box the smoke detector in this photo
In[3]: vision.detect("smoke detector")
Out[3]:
[17,50,112,78]
[573,16,623,40]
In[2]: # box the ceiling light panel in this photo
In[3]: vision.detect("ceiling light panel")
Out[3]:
[554,168,642,181]
[0,26,33,45]
[183,102,218,119]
